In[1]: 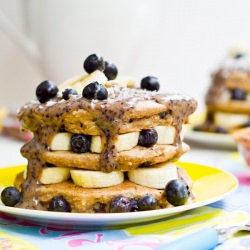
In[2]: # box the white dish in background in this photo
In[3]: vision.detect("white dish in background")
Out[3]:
[183,112,237,149]
[184,126,236,149]
[0,162,238,230]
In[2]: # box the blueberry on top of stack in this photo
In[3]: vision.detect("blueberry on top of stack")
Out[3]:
[1,54,197,213]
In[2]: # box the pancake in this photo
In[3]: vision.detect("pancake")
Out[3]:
[3,54,197,213]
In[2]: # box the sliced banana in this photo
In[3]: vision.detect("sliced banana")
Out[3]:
[70,169,124,188]
[104,76,137,88]
[50,132,73,150]
[91,132,139,153]
[50,131,139,152]
[39,167,71,184]
[214,112,249,129]
[58,70,108,94]
[50,126,176,152]
[58,74,85,93]
[127,162,178,189]
[155,126,175,145]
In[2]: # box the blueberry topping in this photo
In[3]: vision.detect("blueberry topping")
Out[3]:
[109,196,132,213]
[70,134,91,153]
[36,80,58,103]
[159,110,171,119]
[231,88,246,100]
[215,127,228,134]
[104,61,118,80]
[138,194,158,211]
[1,186,21,207]
[62,88,78,100]
[82,81,108,100]
[164,179,189,206]
[234,53,245,59]
[130,198,139,212]
[138,129,158,147]
[83,54,105,73]
[140,76,160,91]
[48,196,71,212]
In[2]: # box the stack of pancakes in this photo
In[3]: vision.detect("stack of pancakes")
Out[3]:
[195,48,250,133]
[15,69,197,213]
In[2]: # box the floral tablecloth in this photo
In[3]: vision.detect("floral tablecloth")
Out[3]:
[1,184,250,250]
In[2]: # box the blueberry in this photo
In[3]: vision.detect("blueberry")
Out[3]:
[62,88,78,100]
[215,127,228,134]
[130,198,139,212]
[140,76,160,91]
[1,186,21,207]
[164,179,189,206]
[36,80,58,103]
[83,54,105,73]
[231,88,246,100]
[48,196,71,212]
[234,53,245,59]
[82,81,108,100]
[138,129,158,147]
[138,194,158,211]
[70,134,91,153]
[109,196,132,213]
[104,61,118,80]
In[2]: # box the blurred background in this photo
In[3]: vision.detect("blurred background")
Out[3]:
[1,0,250,112]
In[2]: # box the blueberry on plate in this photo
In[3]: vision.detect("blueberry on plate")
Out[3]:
[70,134,91,153]
[104,61,118,80]
[48,196,71,212]
[36,80,58,103]
[62,88,78,100]
[164,179,189,206]
[138,194,158,211]
[140,76,160,91]
[82,81,108,100]
[109,196,132,213]
[138,129,158,147]
[1,186,21,207]
[83,54,105,73]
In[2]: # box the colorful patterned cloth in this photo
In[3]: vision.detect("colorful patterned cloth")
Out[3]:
[1,200,250,249]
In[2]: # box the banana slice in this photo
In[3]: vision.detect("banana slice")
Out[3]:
[104,76,137,88]
[50,125,176,152]
[40,167,71,184]
[91,132,139,153]
[214,112,249,129]
[127,162,178,189]
[70,169,124,188]
[50,131,139,152]
[155,126,175,145]
[58,70,107,94]
[50,132,73,150]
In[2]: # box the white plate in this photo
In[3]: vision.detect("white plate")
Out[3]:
[0,162,238,229]
[184,127,236,149]
[183,112,237,149]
